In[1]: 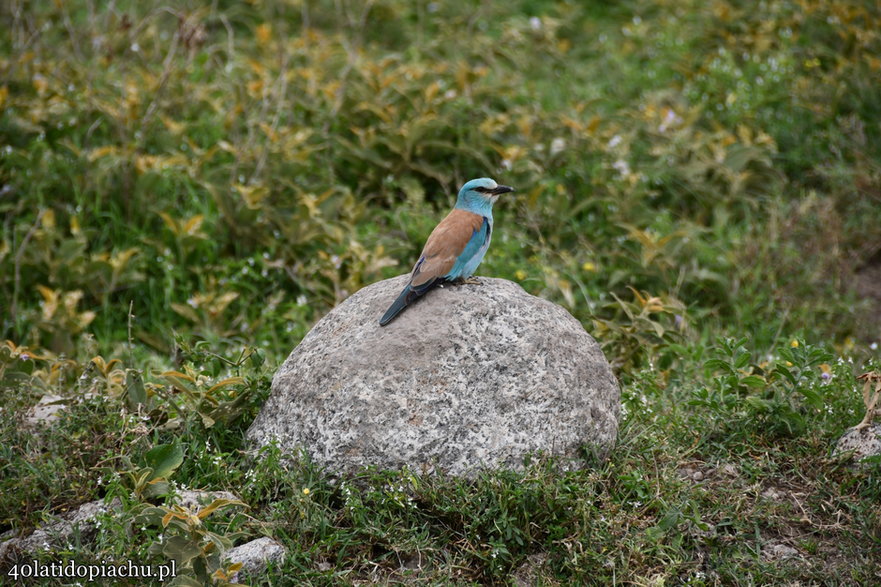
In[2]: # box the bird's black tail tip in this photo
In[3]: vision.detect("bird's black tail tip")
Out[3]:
[379,286,412,326]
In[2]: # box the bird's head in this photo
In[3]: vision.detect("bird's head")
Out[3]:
[456,178,514,210]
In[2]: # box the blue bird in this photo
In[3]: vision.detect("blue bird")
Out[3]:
[379,177,514,326]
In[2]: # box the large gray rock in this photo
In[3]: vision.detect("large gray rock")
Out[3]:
[247,275,620,476]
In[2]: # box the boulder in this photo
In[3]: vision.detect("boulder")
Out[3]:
[247,275,620,477]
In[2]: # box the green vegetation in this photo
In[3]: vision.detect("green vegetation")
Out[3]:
[2,0,881,583]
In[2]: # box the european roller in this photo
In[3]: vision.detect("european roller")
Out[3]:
[379,177,514,326]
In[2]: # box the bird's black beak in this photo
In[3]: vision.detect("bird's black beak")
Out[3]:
[490,185,514,196]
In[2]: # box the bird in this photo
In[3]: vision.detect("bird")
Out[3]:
[379,177,514,326]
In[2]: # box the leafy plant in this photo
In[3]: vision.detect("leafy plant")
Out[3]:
[593,287,686,374]
[120,442,185,501]
[692,337,834,438]
[144,497,250,587]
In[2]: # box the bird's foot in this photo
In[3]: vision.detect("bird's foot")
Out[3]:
[454,276,482,285]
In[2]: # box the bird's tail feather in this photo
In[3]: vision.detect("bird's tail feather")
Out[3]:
[379,280,441,326]
[379,286,414,326]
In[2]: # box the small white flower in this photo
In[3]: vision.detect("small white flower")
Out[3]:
[607,135,623,149]
[550,137,566,155]
[871,342,878,351]
[613,159,631,176]
[529,17,542,31]
[658,108,683,133]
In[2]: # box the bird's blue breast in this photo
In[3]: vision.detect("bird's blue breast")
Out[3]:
[446,216,492,279]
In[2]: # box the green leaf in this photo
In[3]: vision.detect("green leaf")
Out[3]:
[125,369,147,410]
[739,375,766,389]
[798,386,823,409]
[144,479,172,499]
[163,535,203,566]
[744,396,772,411]
[704,358,734,374]
[777,347,794,363]
[773,366,797,386]
[658,509,681,530]
[145,442,184,481]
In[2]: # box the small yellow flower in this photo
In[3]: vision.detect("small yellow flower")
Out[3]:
[256,23,272,45]
[790,340,799,348]
[785,361,793,367]
[514,269,527,281]
[582,261,597,272]
[302,488,310,496]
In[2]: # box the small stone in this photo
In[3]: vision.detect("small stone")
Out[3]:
[512,552,549,587]
[719,463,738,477]
[833,423,881,461]
[762,542,799,561]
[223,537,286,581]
[25,394,66,427]
[761,487,783,501]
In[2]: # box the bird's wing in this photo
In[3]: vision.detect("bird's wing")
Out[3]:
[410,209,487,288]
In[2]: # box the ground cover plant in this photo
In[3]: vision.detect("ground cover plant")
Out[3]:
[2,0,881,584]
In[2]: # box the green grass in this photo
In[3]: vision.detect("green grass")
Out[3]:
[2,0,881,584]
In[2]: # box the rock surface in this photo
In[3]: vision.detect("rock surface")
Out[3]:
[176,489,240,510]
[834,423,881,461]
[223,537,286,581]
[0,490,239,565]
[247,275,620,477]
[0,499,121,564]
[25,393,67,427]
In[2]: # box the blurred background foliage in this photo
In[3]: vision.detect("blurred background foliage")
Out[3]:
[2,0,879,371]
[3,1,881,583]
